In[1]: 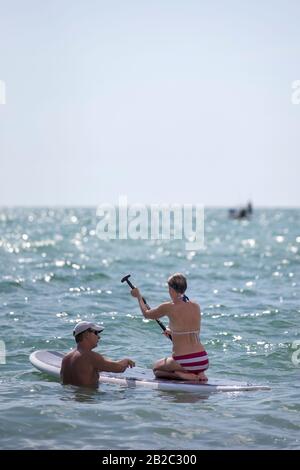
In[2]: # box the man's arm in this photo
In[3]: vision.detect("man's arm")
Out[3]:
[91,352,135,373]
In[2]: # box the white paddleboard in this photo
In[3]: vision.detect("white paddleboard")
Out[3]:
[30,350,270,394]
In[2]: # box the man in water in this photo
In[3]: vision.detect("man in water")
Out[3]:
[61,321,135,388]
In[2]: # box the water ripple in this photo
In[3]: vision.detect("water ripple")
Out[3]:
[0,208,300,449]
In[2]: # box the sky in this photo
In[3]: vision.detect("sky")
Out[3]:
[0,0,299,207]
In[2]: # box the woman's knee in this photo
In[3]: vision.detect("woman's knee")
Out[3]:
[153,357,179,372]
[152,357,168,371]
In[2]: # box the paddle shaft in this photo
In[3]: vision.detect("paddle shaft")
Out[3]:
[123,278,172,341]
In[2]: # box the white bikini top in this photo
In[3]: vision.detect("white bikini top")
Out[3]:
[170,329,200,336]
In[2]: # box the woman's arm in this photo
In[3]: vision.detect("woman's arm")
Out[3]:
[131,288,170,319]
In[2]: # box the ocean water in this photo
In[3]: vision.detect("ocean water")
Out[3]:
[0,207,299,450]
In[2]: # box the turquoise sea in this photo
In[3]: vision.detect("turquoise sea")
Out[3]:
[0,207,299,450]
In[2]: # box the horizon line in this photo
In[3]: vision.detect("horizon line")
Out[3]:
[0,204,299,210]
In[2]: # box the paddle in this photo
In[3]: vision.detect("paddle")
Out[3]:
[121,274,172,341]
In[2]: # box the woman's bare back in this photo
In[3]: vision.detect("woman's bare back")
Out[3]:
[167,300,205,355]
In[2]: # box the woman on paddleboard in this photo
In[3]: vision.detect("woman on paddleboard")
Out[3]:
[131,273,209,382]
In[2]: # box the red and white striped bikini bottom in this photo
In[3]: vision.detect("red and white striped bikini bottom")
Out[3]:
[173,350,209,374]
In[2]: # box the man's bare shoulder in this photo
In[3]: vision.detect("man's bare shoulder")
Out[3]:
[87,350,106,364]
[62,349,102,362]
[62,349,76,362]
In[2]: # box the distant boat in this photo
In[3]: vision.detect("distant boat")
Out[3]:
[229,202,253,220]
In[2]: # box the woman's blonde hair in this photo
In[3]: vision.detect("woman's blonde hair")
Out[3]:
[167,273,187,294]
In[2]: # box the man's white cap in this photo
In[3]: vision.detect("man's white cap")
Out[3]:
[73,321,104,337]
